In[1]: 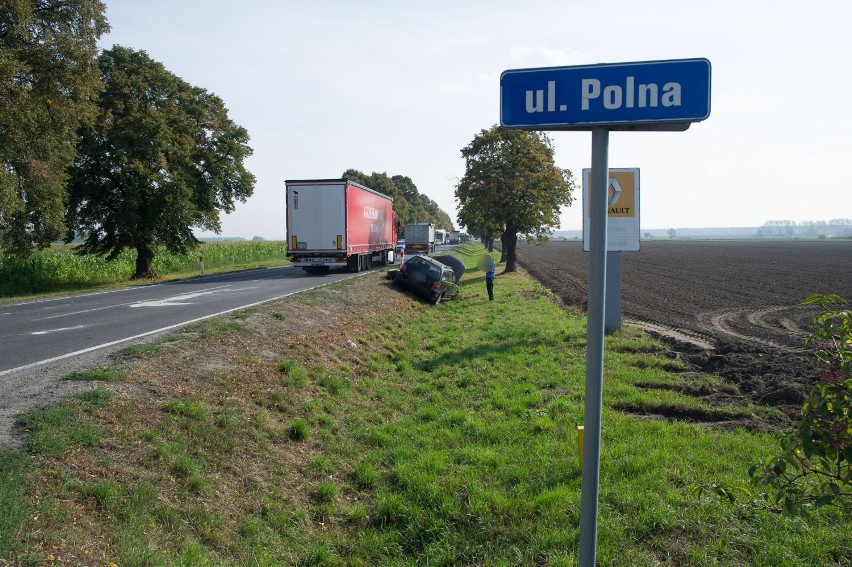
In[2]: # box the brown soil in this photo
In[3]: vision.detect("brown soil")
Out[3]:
[516,239,852,418]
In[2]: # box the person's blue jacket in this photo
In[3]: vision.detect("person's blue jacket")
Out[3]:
[485,259,496,280]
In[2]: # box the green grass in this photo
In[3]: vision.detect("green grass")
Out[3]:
[18,388,112,456]
[63,366,126,382]
[279,358,309,386]
[166,398,209,421]
[289,419,310,441]
[181,318,251,338]
[0,244,848,565]
[118,341,165,359]
[0,451,30,556]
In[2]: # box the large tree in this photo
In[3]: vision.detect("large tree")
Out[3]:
[455,126,574,271]
[0,0,108,259]
[66,46,255,278]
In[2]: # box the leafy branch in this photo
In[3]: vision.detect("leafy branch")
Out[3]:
[704,294,851,516]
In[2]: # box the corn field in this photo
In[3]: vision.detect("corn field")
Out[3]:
[0,241,288,296]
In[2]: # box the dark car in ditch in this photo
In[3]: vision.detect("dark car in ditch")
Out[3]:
[392,255,459,304]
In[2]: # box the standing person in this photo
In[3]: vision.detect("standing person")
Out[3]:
[484,255,496,301]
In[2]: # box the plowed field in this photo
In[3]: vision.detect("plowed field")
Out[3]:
[516,240,852,417]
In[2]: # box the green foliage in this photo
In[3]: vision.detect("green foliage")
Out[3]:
[66,46,255,278]
[341,170,454,232]
[0,0,109,259]
[455,126,575,271]
[0,241,287,296]
[712,294,852,515]
[803,293,852,375]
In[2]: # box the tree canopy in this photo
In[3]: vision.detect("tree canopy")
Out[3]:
[0,0,108,259]
[341,169,454,235]
[66,46,255,278]
[455,126,574,271]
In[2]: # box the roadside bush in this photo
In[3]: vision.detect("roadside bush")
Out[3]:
[0,241,287,295]
[710,294,851,515]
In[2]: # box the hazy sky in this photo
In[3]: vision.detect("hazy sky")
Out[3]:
[99,0,851,239]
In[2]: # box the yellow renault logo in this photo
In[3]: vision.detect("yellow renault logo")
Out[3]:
[606,171,635,217]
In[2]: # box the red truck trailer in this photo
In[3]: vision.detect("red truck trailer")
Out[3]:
[286,179,397,272]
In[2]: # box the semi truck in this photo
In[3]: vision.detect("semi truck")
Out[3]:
[448,230,461,244]
[286,179,397,273]
[404,221,435,255]
[435,229,445,246]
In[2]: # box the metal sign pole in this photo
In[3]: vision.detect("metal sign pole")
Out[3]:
[579,127,609,567]
[605,251,622,332]
[499,57,709,567]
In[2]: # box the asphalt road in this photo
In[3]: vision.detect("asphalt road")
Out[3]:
[0,265,370,378]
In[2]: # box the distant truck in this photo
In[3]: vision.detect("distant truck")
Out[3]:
[286,179,397,273]
[448,230,461,244]
[435,229,445,246]
[404,221,436,255]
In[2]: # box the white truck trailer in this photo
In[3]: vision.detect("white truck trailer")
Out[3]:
[286,179,397,272]
[404,221,436,255]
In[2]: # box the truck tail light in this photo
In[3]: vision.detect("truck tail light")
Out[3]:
[291,256,300,262]
[290,236,297,251]
[336,235,342,250]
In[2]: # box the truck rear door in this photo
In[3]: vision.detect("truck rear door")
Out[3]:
[288,182,345,252]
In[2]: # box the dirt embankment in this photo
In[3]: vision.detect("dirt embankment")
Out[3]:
[516,239,852,416]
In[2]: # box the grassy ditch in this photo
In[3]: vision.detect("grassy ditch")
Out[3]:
[0,244,848,565]
[0,241,289,300]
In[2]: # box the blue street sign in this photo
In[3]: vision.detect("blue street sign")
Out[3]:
[500,58,711,130]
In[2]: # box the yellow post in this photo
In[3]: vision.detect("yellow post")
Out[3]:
[577,425,585,470]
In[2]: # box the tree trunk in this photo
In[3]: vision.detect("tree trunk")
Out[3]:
[502,224,518,272]
[134,244,156,279]
[484,228,495,253]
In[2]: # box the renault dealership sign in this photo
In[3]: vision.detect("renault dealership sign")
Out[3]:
[582,168,640,251]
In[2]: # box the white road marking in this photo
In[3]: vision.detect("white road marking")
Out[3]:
[130,287,231,308]
[0,269,369,379]
[2,266,293,308]
[39,302,134,320]
[31,325,88,336]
